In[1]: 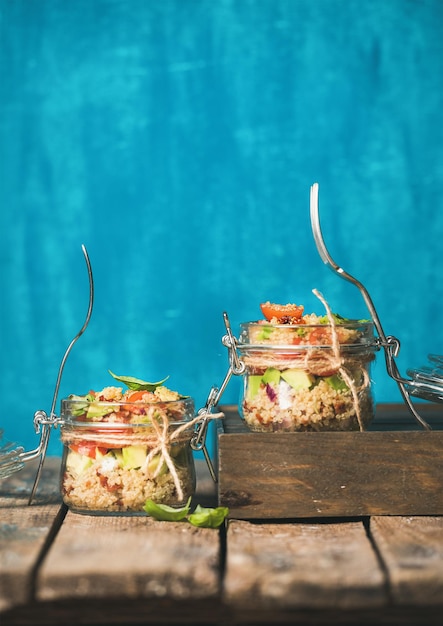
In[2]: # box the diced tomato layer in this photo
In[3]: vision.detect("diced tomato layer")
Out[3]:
[126,390,146,402]
[69,429,130,457]
[122,390,148,410]
[69,442,110,458]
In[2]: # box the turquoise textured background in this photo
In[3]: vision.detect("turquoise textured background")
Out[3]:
[1,0,443,455]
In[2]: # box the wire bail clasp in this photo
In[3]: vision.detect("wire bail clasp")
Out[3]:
[191,312,245,482]
[26,244,95,503]
[33,409,60,434]
[221,311,245,377]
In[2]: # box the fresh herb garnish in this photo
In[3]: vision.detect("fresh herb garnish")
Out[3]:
[188,505,230,528]
[143,497,191,521]
[108,370,169,391]
[143,498,229,528]
[257,325,274,340]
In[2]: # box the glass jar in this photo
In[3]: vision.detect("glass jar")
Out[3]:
[237,320,377,432]
[59,397,196,514]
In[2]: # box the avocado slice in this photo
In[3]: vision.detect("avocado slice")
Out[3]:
[86,402,117,419]
[246,375,263,400]
[66,450,93,476]
[121,445,147,469]
[262,367,281,385]
[280,369,314,390]
[147,453,168,476]
[112,449,124,466]
[324,374,348,391]
[170,442,185,458]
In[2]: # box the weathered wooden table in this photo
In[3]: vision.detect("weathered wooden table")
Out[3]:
[1,404,442,625]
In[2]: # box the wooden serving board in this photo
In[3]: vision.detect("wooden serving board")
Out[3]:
[217,404,443,519]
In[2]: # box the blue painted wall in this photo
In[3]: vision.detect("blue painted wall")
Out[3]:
[1,0,443,455]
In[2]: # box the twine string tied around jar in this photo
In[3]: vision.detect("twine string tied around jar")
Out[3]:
[144,410,224,501]
[308,289,370,431]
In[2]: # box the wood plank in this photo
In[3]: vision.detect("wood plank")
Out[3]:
[218,407,443,519]
[0,501,65,611]
[0,456,62,499]
[0,458,63,612]
[370,516,443,605]
[219,430,443,519]
[223,519,387,610]
[37,511,221,602]
[3,599,443,626]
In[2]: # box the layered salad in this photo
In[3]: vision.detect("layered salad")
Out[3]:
[60,372,195,514]
[238,301,376,432]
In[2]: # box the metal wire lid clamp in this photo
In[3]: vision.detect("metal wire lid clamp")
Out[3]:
[310,183,432,431]
[191,312,245,482]
[0,245,94,503]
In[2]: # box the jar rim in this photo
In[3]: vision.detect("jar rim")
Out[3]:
[237,345,378,357]
[239,319,374,329]
[237,319,376,351]
[61,396,194,407]
[60,396,195,426]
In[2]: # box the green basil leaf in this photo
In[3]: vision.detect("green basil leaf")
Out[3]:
[143,497,191,521]
[187,505,229,528]
[108,370,169,391]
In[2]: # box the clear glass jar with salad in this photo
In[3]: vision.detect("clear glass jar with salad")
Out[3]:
[59,372,196,514]
[237,301,377,432]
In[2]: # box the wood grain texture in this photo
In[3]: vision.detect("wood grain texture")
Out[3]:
[37,511,220,601]
[224,519,386,610]
[0,500,64,611]
[2,432,443,624]
[370,516,443,605]
[218,407,443,519]
[0,458,64,611]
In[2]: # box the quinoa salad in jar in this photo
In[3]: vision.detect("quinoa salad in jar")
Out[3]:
[59,372,196,514]
[237,297,377,432]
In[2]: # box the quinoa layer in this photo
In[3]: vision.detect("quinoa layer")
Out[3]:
[61,447,194,513]
[242,377,374,432]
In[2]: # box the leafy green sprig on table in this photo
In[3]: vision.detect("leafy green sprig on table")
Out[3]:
[143,498,229,529]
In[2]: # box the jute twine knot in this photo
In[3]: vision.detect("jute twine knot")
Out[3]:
[309,289,370,431]
[144,410,223,501]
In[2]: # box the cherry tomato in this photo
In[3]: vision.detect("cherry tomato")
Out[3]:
[122,390,149,411]
[125,390,146,402]
[260,302,304,322]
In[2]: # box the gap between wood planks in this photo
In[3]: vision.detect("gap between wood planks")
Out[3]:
[27,503,68,603]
